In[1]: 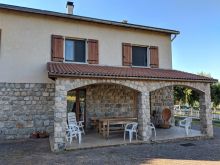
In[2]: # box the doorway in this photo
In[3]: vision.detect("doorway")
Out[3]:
[67,89,86,126]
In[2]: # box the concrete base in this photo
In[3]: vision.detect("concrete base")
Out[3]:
[58,126,205,151]
[153,126,204,142]
[65,132,143,150]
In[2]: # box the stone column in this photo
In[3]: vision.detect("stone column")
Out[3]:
[199,84,213,137]
[53,80,67,151]
[137,92,151,141]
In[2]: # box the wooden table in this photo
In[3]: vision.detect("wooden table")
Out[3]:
[95,117,137,138]
[90,117,99,132]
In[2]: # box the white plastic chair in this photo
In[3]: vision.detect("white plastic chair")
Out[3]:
[124,122,138,143]
[66,123,82,144]
[179,117,192,135]
[147,122,156,139]
[68,112,85,134]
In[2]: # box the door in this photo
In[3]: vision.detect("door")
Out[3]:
[67,89,86,126]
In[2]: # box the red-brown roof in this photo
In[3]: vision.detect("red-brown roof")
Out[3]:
[47,62,217,83]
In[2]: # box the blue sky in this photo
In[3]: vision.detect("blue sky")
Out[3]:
[1,0,220,80]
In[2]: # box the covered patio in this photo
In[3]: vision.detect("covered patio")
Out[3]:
[47,62,217,152]
[65,126,203,150]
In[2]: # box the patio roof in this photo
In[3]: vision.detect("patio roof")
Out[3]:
[47,62,217,83]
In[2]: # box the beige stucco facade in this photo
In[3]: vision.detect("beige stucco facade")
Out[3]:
[0,10,172,83]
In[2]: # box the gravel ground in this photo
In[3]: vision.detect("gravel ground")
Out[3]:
[0,127,220,165]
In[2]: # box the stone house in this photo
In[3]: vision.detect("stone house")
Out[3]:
[0,2,217,151]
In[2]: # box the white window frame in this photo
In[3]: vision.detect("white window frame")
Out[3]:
[131,44,151,68]
[63,36,88,64]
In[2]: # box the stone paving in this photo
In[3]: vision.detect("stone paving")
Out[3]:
[0,125,220,165]
[65,127,203,150]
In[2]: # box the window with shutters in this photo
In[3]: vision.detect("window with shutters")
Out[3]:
[122,43,159,68]
[65,39,86,63]
[132,46,148,67]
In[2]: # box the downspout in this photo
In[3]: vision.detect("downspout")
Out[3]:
[171,34,177,42]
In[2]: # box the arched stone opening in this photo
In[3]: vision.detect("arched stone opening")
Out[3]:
[66,83,140,130]
[53,78,146,151]
[150,85,175,128]
[149,83,213,138]
[52,78,213,151]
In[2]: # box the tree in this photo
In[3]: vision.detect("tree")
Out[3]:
[174,86,184,104]
[211,83,220,108]
[197,72,220,108]
[188,89,200,107]
[183,88,192,105]
[197,72,212,78]
[175,72,219,108]
[174,86,199,107]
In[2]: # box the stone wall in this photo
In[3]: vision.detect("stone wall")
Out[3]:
[150,86,174,127]
[86,84,138,128]
[53,77,213,151]
[0,83,55,139]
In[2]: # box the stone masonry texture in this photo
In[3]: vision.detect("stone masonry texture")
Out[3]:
[0,79,213,153]
[53,77,213,151]
[0,83,55,140]
[150,86,174,127]
[86,84,138,128]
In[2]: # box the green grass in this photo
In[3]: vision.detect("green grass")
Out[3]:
[174,116,220,128]
[192,120,200,125]
[213,111,220,115]
[213,121,220,127]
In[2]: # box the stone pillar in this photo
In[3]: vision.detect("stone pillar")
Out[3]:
[53,80,67,151]
[150,86,174,127]
[199,84,213,137]
[137,92,151,141]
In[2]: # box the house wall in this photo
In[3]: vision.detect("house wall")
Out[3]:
[0,83,54,139]
[0,10,172,83]
[85,84,138,128]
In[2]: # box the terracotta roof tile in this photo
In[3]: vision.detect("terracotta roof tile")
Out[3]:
[47,62,217,83]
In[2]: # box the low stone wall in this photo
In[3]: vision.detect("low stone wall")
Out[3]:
[0,83,55,139]
[86,84,138,128]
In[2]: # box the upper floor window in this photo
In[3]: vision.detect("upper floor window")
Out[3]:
[65,39,86,63]
[122,43,159,68]
[51,35,98,64]
[132,46,148,67]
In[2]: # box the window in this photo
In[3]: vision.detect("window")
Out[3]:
[132,46,148,67]
[65,39,86,63]
[122,42,159,68]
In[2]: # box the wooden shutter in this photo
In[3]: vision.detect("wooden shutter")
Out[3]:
[150,46,159,68]
[122,43,132,66]
[51,35,64,62]
[87,39,99,64]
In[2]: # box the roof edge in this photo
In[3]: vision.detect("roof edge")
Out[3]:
[0,3,180,35]
[47,72,218,84]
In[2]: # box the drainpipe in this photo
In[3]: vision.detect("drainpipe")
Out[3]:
[171,34,177,42]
